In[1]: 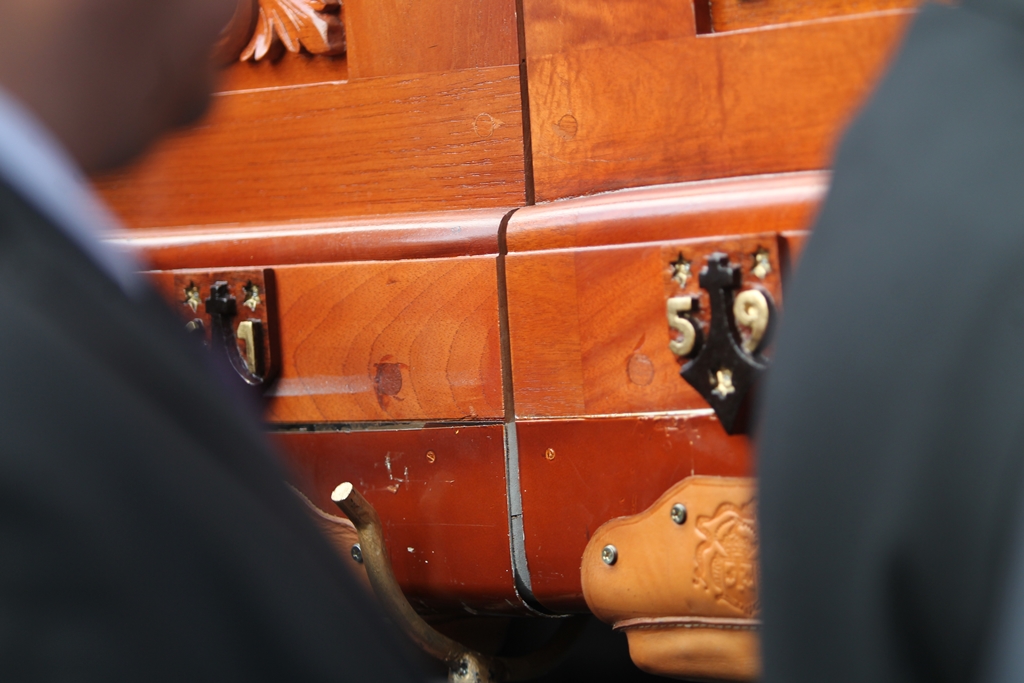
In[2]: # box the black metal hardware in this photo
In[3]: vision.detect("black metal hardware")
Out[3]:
[680,253,772,435]
[204,281,266,387]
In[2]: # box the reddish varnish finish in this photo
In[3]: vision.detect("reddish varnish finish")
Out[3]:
[516,413,752,612]
[112,208,507,271]
[526,10,911,202]
[706,0,918,32]
[274,424,529,614]
[264,256,504,423]
[506,234,784,418]
[505,172,827,252]
[345,0,518,79]
[216,52,349,92]
[520,0,695,57]
[95,65,524,228]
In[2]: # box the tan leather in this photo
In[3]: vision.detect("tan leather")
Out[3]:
[581,476,759,681]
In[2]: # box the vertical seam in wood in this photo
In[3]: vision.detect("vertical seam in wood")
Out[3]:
[515,0,536,206]
[497,208,553,614]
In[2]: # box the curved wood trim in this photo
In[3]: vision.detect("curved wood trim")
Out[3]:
[110,208,508,270]
[506,171,828,252]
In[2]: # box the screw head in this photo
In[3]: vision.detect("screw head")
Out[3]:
[426,450,436,463]
[545,448,556,461]
[601,544,618,566]
[351,544,363,564]
[670,504,688,525]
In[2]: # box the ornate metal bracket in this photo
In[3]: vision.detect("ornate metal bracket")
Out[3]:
[332,483,586,683]
[676,253,774,435]
[148,268,278,395]
[205,281,267,387]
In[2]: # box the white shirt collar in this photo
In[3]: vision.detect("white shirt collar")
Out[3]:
[0,87,141,296]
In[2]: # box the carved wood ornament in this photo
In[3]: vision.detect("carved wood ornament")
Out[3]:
[216,0,347,63]
[243,0,347,61]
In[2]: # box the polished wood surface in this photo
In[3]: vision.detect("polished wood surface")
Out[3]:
[116,208,506,271]
[217,52,348,92]
[262,256,503,422]
[96,66,524,228]
[516,413,752,612]
[506,172,826,252]
[520,0,694,57]
[707,0,916,32]
[506,234,784,418]
[109,0,915,634]
[275,425,527,613]
[345,0,517,79]
[526,10,910,202]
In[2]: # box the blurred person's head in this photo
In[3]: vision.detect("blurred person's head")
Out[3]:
[0,0,235,173]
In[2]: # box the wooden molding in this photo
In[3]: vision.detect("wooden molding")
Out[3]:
[506,171,827,253]
[95,66,524,228]
[242,0,347,62]
[108,207,507,270]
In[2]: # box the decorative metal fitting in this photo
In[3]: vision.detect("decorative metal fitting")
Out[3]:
[677,253,774,435]
[351,543,363,564]
[670,504,688,525]
[601,545,618,566]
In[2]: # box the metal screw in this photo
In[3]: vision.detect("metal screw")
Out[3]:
[185,319,204,334]
[601,545,618,566]
[351,543,363,564]
[545,448,556,461]
[670,504,688,525]
[426,450,436,464]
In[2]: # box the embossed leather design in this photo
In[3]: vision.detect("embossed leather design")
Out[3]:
[581,476,759,681]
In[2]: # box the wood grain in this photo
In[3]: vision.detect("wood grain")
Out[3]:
[506,172,826,252]
[526,11,911,202]
[345,0,518,79]
[112,208,507,271]
[707,0,917,33]
[95,66,525,228]
[521,0,695,58]
[507,234,784,418]
[275,425,528,614]
[216,52,348,92]
[516,414,752,612]
[264,256,504,422]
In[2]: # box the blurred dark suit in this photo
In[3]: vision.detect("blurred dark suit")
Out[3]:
[758,1,1024,682]
[0,176,421,680]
